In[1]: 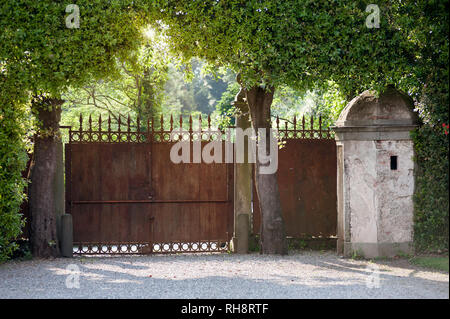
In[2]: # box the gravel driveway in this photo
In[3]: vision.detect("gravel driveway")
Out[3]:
[0,251,448,299]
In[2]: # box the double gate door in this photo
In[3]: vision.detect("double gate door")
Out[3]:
[65,124,233,254]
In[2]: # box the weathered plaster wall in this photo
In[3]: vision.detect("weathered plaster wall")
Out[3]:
[343,140,415,246]
[375,140,415,244]
[344,140,378,244]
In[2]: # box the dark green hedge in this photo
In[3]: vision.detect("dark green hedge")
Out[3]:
[409,0,449,252]
[0,80,29,262]
[412,84,449,252]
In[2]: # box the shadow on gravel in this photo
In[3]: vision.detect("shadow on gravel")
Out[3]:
[69,252,448,280]
[1,253,448,298]
[33,254,447,298]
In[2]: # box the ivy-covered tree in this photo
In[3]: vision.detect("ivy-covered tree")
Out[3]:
[149,0,420,254]
[0,0,147,258]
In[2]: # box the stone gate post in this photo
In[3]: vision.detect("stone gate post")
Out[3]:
[334,86,418,258]
[231,88,252,253]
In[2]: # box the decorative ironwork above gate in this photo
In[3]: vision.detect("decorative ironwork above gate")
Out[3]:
[67,113,334,144]
[274,115,333,140]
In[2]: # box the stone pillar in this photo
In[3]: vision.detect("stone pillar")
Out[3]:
[232,87,253,253]
[334,87,418,258]
[60,214,73,257]
[56,138,72,257]
[55,139,65,249]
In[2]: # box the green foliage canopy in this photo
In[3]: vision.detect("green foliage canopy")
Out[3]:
[1,0,146,95]
[149,1,414,94]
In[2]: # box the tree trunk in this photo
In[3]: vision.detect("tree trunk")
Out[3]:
[29,97,63,258]
[245,86,287,255]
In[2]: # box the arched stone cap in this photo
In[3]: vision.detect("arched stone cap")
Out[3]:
[335,87,418,127]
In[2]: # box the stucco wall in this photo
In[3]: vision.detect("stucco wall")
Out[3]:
[375,140,415,244]
[344,140,378,244]
[341,139,415,256]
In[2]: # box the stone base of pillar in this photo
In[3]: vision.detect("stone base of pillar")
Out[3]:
[60,214,73,258]
[344,242,414,258]
[230,237,237,252]
[232,214,250,254]
[336,239,344,255]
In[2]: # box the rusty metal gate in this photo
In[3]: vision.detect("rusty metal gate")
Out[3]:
[65,115,233,254]
[252,116,337,238]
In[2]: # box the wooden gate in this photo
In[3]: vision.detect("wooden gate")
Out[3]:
[64,114,336,255]
[252,116,337,239]
[65,115,233,254]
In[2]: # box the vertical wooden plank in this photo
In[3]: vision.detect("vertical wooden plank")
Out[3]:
[151,203,164,242]
[99,144,113,243]
[199,204,212,241]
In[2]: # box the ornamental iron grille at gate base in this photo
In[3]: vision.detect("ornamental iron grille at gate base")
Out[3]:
[65,113,336,255]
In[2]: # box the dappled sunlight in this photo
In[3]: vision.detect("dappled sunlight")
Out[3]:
[1,253,448,298]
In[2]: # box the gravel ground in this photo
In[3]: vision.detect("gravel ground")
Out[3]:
[0,251,448,299]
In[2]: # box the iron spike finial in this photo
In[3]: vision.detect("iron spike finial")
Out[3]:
[302,115,305,137]
[319,114,322,133]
